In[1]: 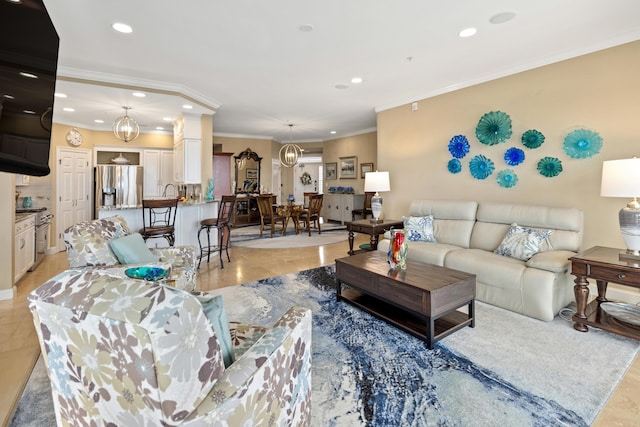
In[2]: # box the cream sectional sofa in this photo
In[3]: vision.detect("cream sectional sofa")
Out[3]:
[378,200,584,321]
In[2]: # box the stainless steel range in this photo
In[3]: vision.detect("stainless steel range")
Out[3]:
[16,207,54,271]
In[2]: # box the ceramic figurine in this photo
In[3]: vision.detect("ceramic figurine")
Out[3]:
[205,178,215,201]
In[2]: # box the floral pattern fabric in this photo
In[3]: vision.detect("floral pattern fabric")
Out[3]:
[494,223,553,261]
[29,269,312,427]
[63,215,197,292]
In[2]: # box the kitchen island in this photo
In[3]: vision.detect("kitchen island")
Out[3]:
[98,200,219,249]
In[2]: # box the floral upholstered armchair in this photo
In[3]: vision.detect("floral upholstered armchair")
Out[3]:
[29,269,313,426]
[63,215,197,291]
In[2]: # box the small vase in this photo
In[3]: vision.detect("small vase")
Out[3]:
[387,229,408,270]
[22,196,33,208]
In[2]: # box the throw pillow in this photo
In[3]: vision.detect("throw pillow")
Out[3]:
[494,223,553,261]
[199,295,235,367]
[109,233,159,264]
[402,215,437,242]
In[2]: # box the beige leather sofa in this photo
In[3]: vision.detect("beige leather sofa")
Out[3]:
[378,200,584,321]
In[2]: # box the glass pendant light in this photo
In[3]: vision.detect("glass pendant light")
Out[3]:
[279,124,302,168]
[113,106,140,143]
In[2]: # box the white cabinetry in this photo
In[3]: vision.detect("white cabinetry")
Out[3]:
[56,148,92,250]
[143,149,174,197]
[322,194,364,224]
[173,114,202,184]
[15,215,35,282]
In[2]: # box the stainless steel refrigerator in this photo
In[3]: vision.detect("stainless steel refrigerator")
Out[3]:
[94,165,144,218]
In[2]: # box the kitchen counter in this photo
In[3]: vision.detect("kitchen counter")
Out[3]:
[98,200,219,249]
[15,212,36,222]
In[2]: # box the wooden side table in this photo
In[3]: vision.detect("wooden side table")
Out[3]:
[346,218,404,255]
[570,246,640,340]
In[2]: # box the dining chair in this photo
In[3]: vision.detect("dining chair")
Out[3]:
[197,194,237,269]
[352,192,375,221]
[257,194,287,237]
[140,198,178,246]
[303,192,317,208]
[299,194,323,236]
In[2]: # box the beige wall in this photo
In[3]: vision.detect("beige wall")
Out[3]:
[377,40,640,251]
[322,132,377,193]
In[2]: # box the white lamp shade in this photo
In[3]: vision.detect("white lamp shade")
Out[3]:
[601,158,640,198]
[364,171,390,193]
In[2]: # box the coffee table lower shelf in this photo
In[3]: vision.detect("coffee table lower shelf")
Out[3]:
[339,288,473,349]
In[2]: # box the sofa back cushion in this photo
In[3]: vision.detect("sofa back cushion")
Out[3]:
[471,202,583,252]
[63,215,131,268]
[408,200,478,248]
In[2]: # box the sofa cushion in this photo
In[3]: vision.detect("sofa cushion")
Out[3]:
[63,215,132,267]
[109,233,159,264]
[408,200,478,248]
[494,224,553,261]
[402,215,436,242]
[199,294,235,368]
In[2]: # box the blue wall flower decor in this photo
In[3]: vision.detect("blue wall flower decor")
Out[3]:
[447,158,462,174]
[521,129,545,149]
[475,111,512,145]
[537,157,563,177]
[448,135,470,158]
[469,154,495,180]
[504,147,525,166]
[563,128,603,159]
[496,169,518,188]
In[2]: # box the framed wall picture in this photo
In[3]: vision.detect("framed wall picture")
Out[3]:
[246,168,258,179]
[360,162,373,178]
[339,156,357,179]
[325,162,337,180]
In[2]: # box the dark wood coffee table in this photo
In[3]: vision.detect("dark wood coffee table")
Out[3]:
[335,251,476,349]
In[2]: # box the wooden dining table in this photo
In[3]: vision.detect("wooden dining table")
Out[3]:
[277,204,304,234]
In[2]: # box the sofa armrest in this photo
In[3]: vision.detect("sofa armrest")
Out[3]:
[526,250,576,274]
[151,245,197,269]
[183,306,312,426]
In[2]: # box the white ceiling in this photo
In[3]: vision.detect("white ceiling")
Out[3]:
[42,0,640,143]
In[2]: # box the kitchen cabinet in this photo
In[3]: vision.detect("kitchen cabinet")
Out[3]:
[173,138,201,184]
[15,215,35,282]
[56,147,91,250]
[143,149,174,197]
[322,193,364,224]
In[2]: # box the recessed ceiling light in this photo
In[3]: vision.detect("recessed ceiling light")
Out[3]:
[182,104,193,109]
[351,77,363,84]
[63,107,75,112]
[6,0,22,4]
[156,126,164,130]
[54,92,67,98]
[132,92,146,97]
[23,110,36,114]
[4,94,15,99]
[112,22,133,34]
[163,117,173,121]
[299,24,314,32]
[330,131,337,134]
[458,27,477,38]
[94,119,104,123]
[489,11,517,24]
[19,71,38,79]
[335,84,348,90]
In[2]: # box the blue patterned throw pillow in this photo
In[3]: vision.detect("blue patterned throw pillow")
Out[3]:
[402,215,436,242]
[494,223,553,261]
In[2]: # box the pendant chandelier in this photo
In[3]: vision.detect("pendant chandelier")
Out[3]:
[113,106,140,143]
[279,124,303,168]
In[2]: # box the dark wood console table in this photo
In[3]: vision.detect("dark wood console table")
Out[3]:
[346,218,404,255]
[570,246,640,340]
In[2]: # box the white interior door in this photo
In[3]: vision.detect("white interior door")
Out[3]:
[56,147,91,251]
[271,159,281,204]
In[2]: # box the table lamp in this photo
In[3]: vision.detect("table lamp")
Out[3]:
[364,171,390,223]
[600,158,640,260]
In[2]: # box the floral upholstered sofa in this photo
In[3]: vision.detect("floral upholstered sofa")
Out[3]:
[63,215,197,292]
[29,268,312,426]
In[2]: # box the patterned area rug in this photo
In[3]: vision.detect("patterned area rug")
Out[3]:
[11,266,639,426]
[231,223,348,249]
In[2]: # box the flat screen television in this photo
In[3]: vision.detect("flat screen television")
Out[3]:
[0,0,59,176]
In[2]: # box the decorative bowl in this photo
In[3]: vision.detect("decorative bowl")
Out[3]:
[125,266,169,282]
[600,302,640,326]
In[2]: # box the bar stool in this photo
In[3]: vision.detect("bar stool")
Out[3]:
[197,195,236,269]
[140,198,178,246]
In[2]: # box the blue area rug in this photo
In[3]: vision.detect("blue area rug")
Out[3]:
[12,266,639,426]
